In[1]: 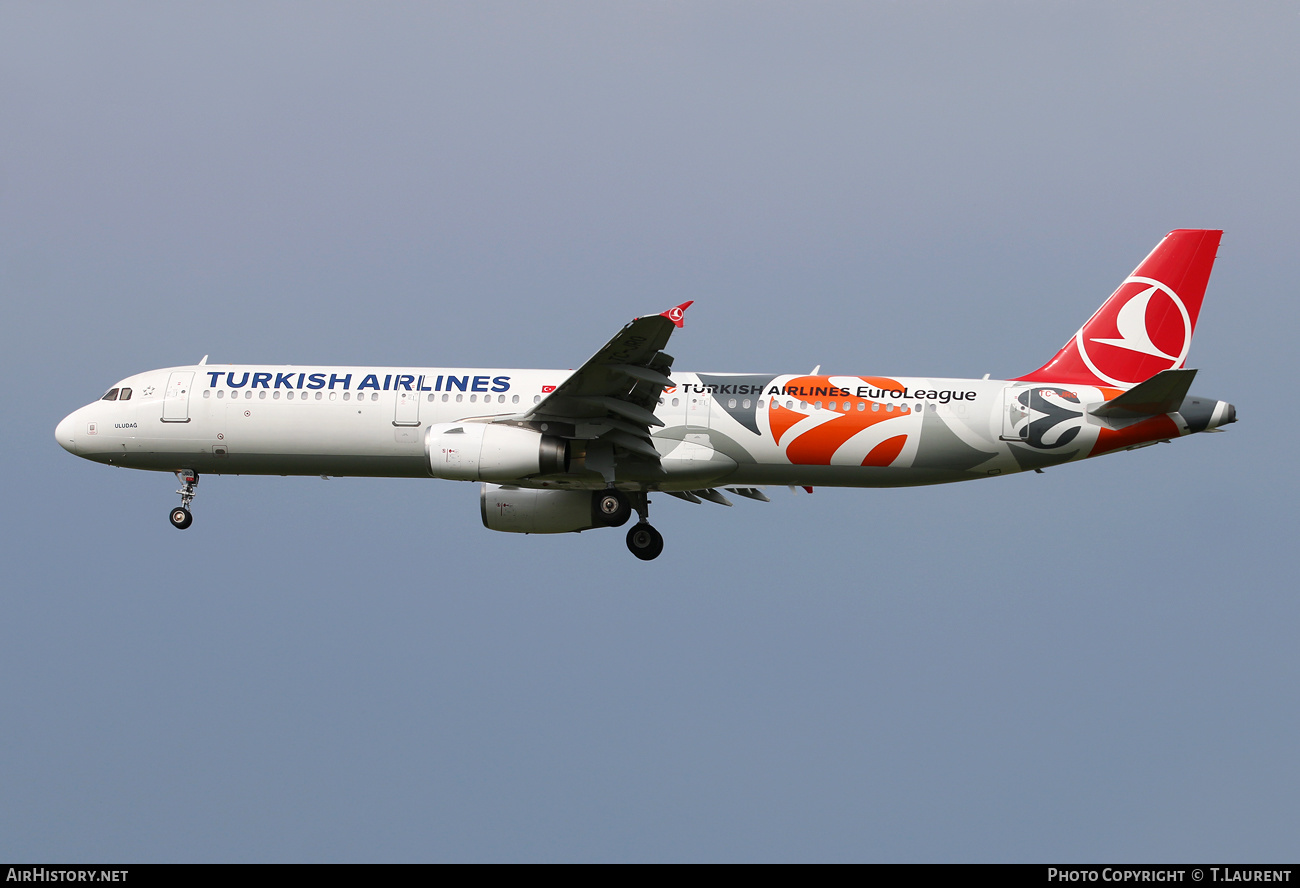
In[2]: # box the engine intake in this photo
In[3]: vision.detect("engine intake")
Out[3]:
[426,423,568,482]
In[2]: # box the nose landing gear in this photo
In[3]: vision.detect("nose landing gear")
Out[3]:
[169,469,198,530]
[624,491,663,560]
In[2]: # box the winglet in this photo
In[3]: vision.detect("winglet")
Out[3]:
[660,301,694,328]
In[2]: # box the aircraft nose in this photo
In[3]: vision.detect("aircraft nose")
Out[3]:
[55,412,79,454]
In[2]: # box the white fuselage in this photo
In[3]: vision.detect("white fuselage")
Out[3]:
[54,363,1232,491]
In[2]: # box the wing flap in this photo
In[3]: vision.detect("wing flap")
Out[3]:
[570,396,664,428]
[609,364,675,389]
[602,429,662,460]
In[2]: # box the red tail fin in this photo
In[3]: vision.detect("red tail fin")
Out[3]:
[1015,230,1222,388]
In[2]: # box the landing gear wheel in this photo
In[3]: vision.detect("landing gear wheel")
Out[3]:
[169,506,193,530]
[626,523,664,561]
[596,490,632,527]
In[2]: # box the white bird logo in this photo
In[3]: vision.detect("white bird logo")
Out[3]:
[1074,275,1192,387]
[1089,283,1180,361]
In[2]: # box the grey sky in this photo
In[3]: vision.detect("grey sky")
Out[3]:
[3,2,1297,861]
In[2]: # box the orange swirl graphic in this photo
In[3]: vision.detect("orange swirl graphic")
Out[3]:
[768,376,912,465]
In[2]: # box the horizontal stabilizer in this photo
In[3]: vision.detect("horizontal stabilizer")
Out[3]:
[1090,368,1198,421]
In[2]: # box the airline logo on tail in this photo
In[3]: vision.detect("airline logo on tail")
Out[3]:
[1079,275,1192,387]
[1015,229,1221,389]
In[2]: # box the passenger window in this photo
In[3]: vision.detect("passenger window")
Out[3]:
[202,390,211,399]
[274,391,281,399]
[512,395,520,404]
[218,390,226,399]
[469,394,477,403]
[119,388,132,400]
[315,392,323,400]
[426,394,434,402]
[371,393,379,401]
[757,399,764,409]
[444,394,451,403]
[672,398,679,407]
[728,399,737,409]
[456,394,463,403]
[259,391,267,399]
[742,399,751,409]
[101,388,119,401]
[245,391,253,399]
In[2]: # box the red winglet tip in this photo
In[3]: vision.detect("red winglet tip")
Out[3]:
[660,300,694,328]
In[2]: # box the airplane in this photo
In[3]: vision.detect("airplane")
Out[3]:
[55,229,1236,560]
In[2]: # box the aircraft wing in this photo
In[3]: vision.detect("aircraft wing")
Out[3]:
[503,301,693,462]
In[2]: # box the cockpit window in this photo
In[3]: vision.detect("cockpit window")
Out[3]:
[101,388,119,401]
[119,388,132,401]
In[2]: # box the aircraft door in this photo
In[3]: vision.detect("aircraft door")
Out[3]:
[394,390,421,427]
[686,390,711,429]
[1001,385,1030,441]
[162,371,194,423]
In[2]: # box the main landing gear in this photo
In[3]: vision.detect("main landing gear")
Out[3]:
[594,488,662,560]
[623,491,663,561]
[169,469,198,530]
[595,489,632,527]
[594,489,663,560]
[626,523,664,561]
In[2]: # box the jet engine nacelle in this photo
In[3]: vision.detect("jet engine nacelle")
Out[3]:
[426,422,568,482]
[480,484,601,534]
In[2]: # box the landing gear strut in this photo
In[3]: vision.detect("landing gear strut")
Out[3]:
[170,469,198,530]
[624,491,663,561]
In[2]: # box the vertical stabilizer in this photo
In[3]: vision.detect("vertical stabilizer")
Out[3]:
[1015,229,1221,388]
